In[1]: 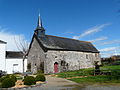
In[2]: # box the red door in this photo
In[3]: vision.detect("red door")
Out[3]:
[54,62,58,73]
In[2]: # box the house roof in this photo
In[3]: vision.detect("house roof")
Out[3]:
[6,51,23,59]
[0,40,7,44]
[33,33,99,53]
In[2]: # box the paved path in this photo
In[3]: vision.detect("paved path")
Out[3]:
[16,75,120,90]
[34,75,120,90]
[38,75,80,90]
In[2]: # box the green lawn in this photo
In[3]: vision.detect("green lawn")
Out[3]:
[69,75,120,84]
[56,65,120,84]
[56,68,94,78]
[101,65,120,70]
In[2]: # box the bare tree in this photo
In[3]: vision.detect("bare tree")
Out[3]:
[14,35,29,73]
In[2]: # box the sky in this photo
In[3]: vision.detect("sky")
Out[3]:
[0,0,120,57]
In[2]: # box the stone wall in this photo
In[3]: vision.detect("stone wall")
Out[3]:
[45,50,101,74]
[27,38,45,74]
[27,38,101,74]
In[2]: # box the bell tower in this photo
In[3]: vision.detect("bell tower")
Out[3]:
[35,14,45,38]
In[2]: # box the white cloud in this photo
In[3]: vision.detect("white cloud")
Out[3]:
[72,23,110,39]
[100,51,120,57]
[100,47,120,57]
[99,46,120,52]
[0,28,29,51]
[88,36,108,43]
[100,53,114,58]
[96,40,120,46]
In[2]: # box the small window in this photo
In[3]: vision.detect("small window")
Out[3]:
[86,55,88,59]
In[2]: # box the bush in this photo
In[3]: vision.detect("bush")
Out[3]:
[0,75,10,82]
[0,83,2,88]
[2,78,15,88]
[37,70,44,74]
[23,76,36,85]
[10,75,17,82]
[35,74,46,82]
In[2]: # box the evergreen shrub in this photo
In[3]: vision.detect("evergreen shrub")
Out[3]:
[2,78,15,88]
[35,74,46,82]
[0,75,10,82]
[10,75,17,82]
[23,76,36,85]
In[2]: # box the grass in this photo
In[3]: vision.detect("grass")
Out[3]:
[56,65,120,84]
[101,65,120,70]
[69,75,108,83]
[13,74,23,80]
[16,76,23,80]
[56,68,93,78]
[69,75,120,84]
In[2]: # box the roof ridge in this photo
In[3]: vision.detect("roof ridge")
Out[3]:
[46,35,91,43]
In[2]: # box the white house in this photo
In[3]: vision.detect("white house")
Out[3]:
[0,40,6,71]
[0,40,27,74]
[6,51,27,74]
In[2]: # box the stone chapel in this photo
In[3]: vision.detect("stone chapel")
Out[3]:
[27,15,101,74]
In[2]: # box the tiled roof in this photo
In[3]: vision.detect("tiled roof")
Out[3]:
[35,34,99,53]
[6,51,23,59]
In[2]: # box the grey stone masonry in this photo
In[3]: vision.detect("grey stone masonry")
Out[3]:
[27,38,45,74]
[44,50,100,74]
[27,37,101,74]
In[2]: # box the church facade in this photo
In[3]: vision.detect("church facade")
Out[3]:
[27,15,101,74]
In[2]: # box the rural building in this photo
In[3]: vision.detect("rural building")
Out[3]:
[27,15,101,74]
[6,51,27,74]
[0,40,27,74]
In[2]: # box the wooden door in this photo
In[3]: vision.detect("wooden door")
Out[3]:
[54,62,58,73]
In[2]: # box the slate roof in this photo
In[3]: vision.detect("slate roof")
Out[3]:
[0,40,7,44]
[6,51,23,59]
[34,34,99,53]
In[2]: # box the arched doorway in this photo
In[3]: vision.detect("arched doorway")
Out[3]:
[54,62,58,73]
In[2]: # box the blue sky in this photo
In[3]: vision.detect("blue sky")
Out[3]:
[0,0,120,57]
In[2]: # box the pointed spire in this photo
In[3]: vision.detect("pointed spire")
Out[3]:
[35,12,45,37]
[37,13,43,28]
